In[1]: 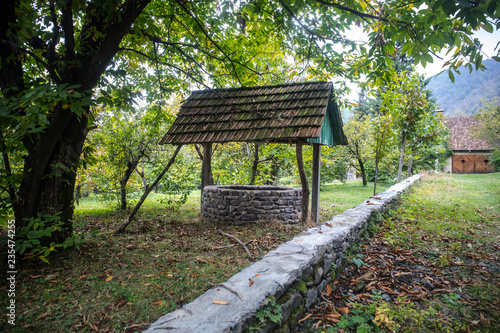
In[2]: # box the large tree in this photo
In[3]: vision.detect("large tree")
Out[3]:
[1,0,498,244]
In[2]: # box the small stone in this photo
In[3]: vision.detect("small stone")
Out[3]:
[305,288,318,307]
[422,280,435,291]
[353,281,365,293]
[381,293,391,302]
[314,267,323,285]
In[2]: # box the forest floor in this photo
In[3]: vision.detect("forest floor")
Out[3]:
[2,173,498,332]
[1,180,391,332]
[297,173,500,333]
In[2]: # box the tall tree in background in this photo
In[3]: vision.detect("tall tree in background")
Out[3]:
[1,0,498,244]
[382,73,433,182]
[473,99,500,170]
[343,112,372,186]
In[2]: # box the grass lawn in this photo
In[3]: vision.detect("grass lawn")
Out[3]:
[299,173,500,333]
[0,180,392,332]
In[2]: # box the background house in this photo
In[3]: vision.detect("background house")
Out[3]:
[443,116,494,174]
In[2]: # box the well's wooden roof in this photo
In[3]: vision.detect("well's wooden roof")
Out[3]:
[444,117,492,151]
[159,81,347,146]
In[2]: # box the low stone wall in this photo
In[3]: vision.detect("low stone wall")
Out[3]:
[202,185,302,224]
[146,175,422,333]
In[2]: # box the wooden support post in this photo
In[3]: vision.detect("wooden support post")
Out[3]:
[201,142,213,209]
[311,143,321,224]
[296,141,310,224]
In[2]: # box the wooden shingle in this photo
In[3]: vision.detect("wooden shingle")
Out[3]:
[159,81,347,146]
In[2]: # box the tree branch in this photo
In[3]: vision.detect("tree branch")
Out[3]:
[116,145,183,233]
[314,0,388,22]
[174,0,245,86]
[218,229,253,261]
[47,0,61,64]
[194,144,204,160]
[62,0,75,62]
[118,47,210,89]
[78,0,151,90]
[0,39,61,84]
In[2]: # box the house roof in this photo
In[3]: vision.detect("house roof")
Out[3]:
[159,81,347,146]
[444,116,492,151]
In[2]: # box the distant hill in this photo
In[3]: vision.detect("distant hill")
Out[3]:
[426,58,500,116]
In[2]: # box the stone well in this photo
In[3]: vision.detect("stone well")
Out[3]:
[201,185,303,224]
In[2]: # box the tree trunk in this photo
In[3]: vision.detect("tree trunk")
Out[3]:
[358,157,367,186]
[407,154,413,177]
[201,142,213,209]
[296,142,310,224]
[15,112,88,244]
[311,143,321,224]
[397,133,407,183]
[3,0,151,246]
[354,143,367,186]
[139,161,147,189]
[119,156,142,211]
[250,143,259,185]
[373,156,379,196]
[75,184,82,206]
[120,178,128,211]
[374,134,381,196]
[0,129,16,202]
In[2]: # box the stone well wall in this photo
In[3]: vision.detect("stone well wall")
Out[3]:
[146,175,422,333]
[202,185,303,224]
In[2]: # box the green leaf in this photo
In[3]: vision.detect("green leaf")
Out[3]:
[448,69,455,83]
[40,256,50,264]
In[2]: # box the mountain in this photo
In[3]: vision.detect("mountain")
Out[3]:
[426,58,500,116]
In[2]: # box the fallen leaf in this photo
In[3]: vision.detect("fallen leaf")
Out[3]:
[212,301,229,305]
[359,271,374,280]
[325,284,332,296]
[105,275,113,282]
[98,270,112,278]
[77,274,89,282]
[249,278,254,287]
[37,311,51,320]
[337,307,350,315]
[154,301,163,306]
[30,275,44,279]
[380,285,397,294]
[298,313,313,323]
[254,274,260,277]
[327,312,342,319]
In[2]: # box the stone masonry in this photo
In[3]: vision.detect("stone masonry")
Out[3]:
[202,185,302,225]
[146,175,422,333]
